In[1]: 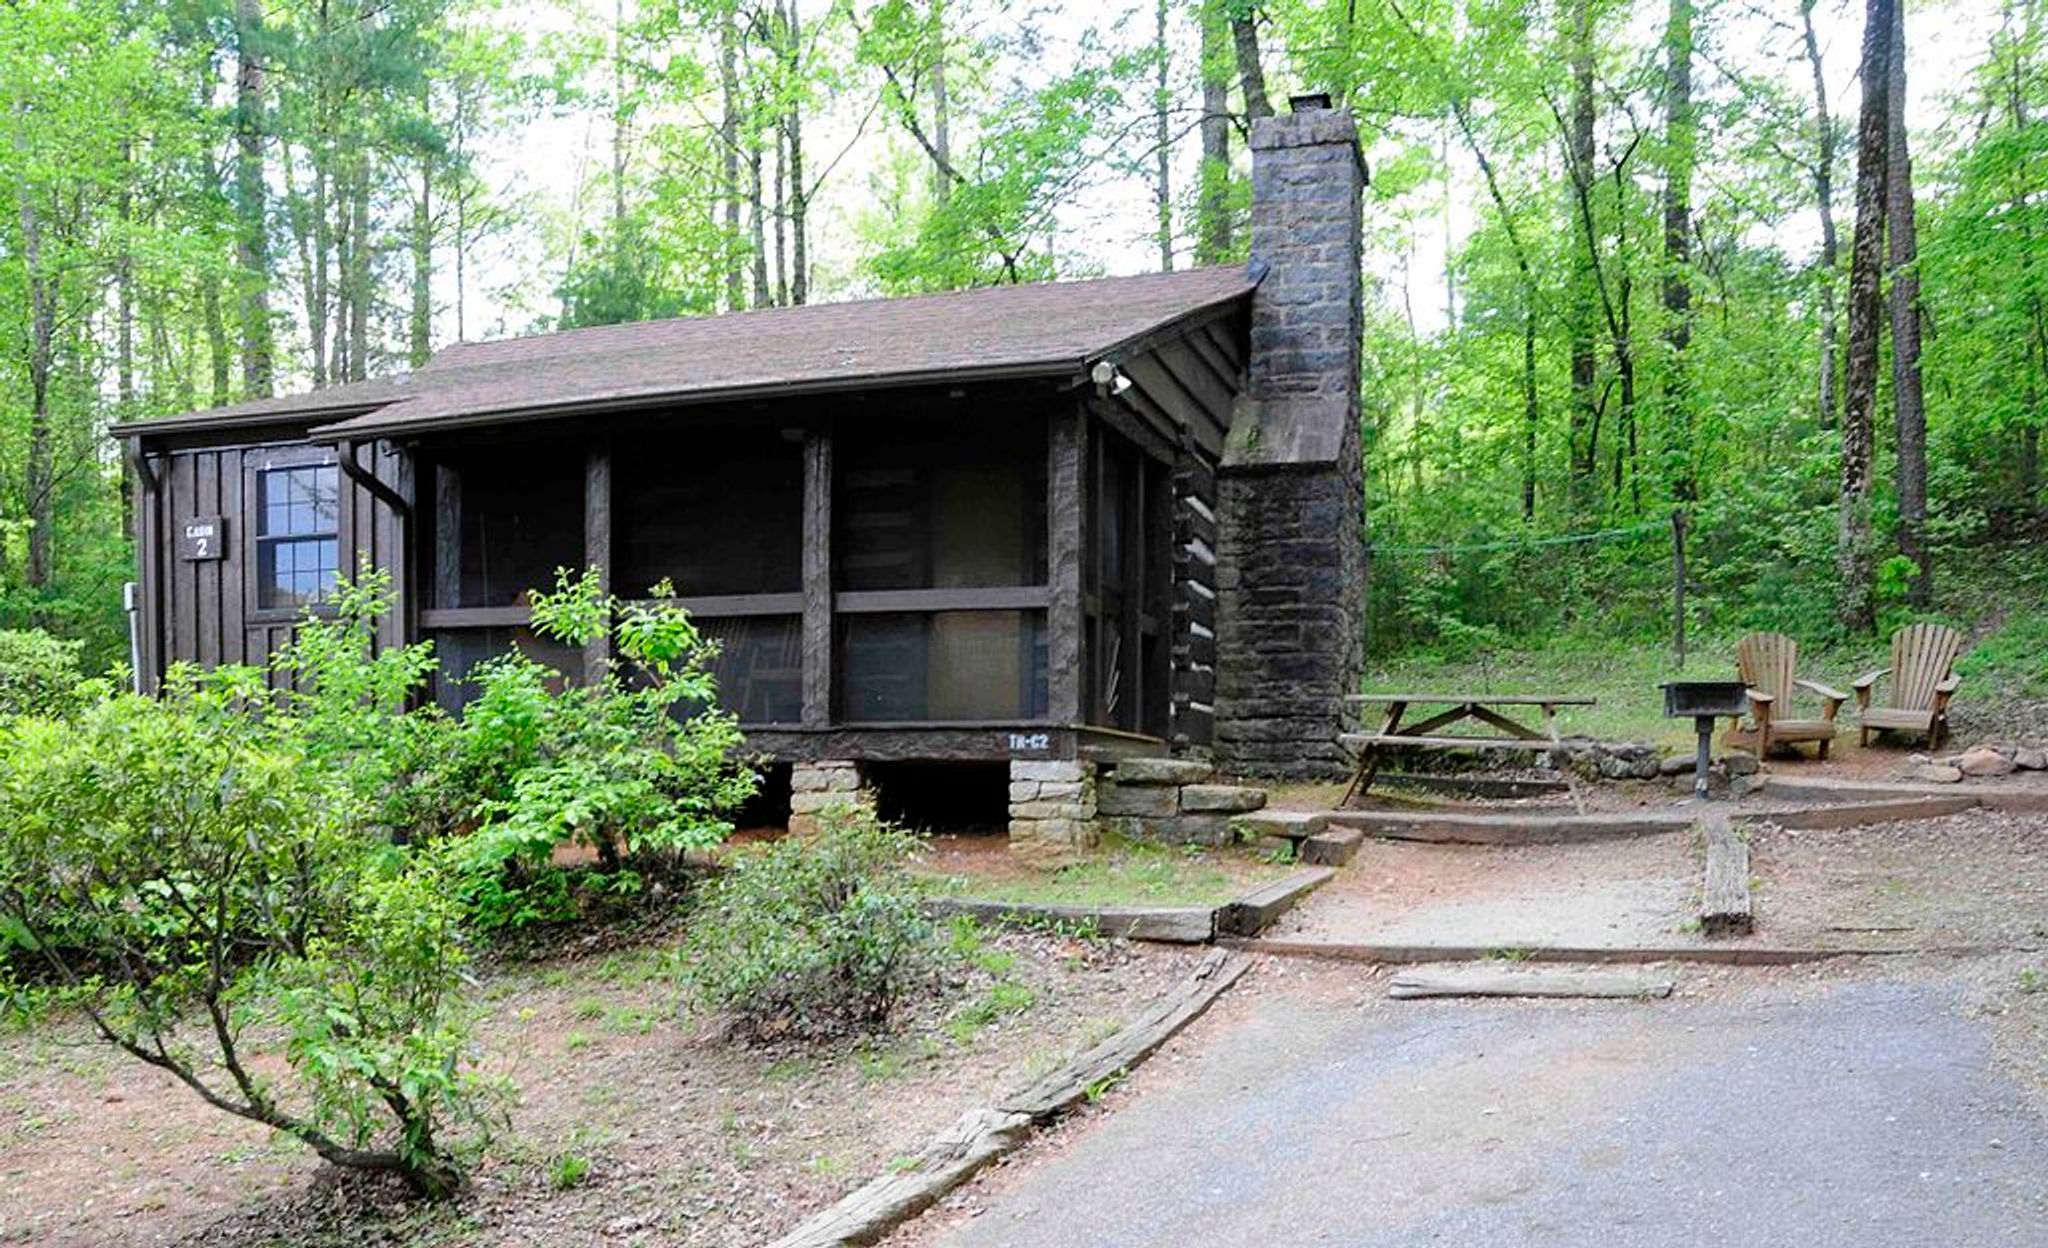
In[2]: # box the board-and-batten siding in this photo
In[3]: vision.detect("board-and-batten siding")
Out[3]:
[140,437,407,688]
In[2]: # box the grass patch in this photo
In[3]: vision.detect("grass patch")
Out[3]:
[922,835,1281,909]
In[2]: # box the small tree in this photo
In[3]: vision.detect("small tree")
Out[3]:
[0,673,499,1198]
[452,569,757,927]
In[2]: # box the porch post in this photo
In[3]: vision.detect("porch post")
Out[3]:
[801,430,833,726]
[583,439,612,679]
[1047,405,1085,724]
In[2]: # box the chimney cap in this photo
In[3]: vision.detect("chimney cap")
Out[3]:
[1289,92,1333,113]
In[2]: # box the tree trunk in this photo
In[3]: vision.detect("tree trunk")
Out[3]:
[1839,0,1894,634]
[1886,0,1929,606]
[931,0,953,206]
[1153,0,1172,270]
[233,0,274,397]
[1661,0,1696,501]
[18,188,56,592]
[1195,0,1231,263]
[411,158,433,369]
[1231,12,1272,121]
[783,0,806,306]
[1801,0,1842,429]
[749,102,770,307]
[1566,0,1600,513]
[1522,300,1539,520]
[719,17,745,309]
[202,266,230,407]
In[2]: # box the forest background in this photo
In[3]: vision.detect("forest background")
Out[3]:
[2,0,2044,727]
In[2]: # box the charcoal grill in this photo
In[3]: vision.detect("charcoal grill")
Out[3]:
[1662,681,1749,800]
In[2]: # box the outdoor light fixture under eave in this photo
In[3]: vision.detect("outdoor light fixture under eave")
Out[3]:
[1090,360,1134,398]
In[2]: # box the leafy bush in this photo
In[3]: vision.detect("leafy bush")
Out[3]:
[450,570,757,930]
[0,628,84,718]
[683,808,934,1042]
[0,673,501,1198]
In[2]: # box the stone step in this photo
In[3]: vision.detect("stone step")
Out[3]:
[1300,826,1364,867]
[1111,757,1216,787]
[1233,810,1328,843]
[1180,784,1267,815]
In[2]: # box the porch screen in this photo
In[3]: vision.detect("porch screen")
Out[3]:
[428,628,583,714]
[697,615,803,724]
[837,416,1047,591]
[839,611,1048,722]
[614,428,802,596]
[429,442,584,609]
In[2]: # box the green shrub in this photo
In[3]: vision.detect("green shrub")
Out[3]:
[683,809,934,1042]
[0,673,501,1199]
[0,628,84,718]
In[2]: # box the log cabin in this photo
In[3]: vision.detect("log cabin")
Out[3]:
[114,97,1368,857]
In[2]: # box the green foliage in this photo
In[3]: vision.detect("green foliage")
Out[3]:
[682,808,934,1043]
[0,673,499,1198]
[0,629,85,719]
[450,569,756,930]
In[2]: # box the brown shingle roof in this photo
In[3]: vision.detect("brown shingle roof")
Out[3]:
[311,266,1253,437]
[120,267,1254,439]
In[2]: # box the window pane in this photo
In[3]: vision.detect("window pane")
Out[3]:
[837,416,1047,591]
[615,429,802,596]
[258,465,338,538]
[839,611,1046,722]
[258,537,338,610]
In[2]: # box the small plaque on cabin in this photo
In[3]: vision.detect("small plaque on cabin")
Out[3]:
[179,516,227,561]
[1005,732,1053,754]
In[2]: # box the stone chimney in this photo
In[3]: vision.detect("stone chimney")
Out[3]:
[1213,95,1368,780]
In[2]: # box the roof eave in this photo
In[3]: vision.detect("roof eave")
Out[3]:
[306,358,1093,441]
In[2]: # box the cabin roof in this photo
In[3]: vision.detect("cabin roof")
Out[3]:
[115,267,1256,441]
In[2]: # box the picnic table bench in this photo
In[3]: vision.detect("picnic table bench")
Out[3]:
[1338,693,1597,806]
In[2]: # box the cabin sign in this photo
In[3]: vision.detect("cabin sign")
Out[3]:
[179,516,226,561]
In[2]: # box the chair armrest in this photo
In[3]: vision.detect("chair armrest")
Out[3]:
[1745,689,1774,728]
[1851,668,1889,691]
[1934,674,1961,695]
[1796,678,1850,704]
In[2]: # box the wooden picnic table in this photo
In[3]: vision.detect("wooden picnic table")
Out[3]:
[1338,692,1598,806]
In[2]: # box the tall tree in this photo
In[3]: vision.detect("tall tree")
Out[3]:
[233,0,274,396]
[1195,0,1232,262]
[1887,0,1930,605]
[1661,0,1697,501]
[1840,0,1895,633]
[1799,0,1842,429]
[1564,0,1601,514]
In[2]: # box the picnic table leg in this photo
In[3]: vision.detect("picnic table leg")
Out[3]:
[1341,701,1404,808]
[1542,701,1589,815]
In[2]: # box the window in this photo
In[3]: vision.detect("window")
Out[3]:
[615,429,802,596]
[256,463,340,610]
[837,416,1047,592]
[427,443,585,609]
[839,610,1047,722]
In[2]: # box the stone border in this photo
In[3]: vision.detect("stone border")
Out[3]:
[766,950,1250,1248]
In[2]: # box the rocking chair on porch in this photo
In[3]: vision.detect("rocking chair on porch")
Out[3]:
[1723,632,1848,760]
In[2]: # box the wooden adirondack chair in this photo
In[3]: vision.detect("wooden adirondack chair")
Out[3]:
[1854,623,1964,748]
[1722,632,1848,759]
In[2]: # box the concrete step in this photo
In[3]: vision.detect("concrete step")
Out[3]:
[1111,757,1216,786]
